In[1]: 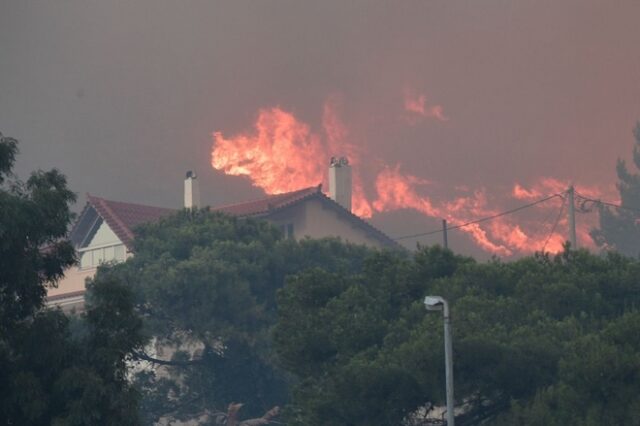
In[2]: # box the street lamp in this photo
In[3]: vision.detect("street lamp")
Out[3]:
[424,296,454,426]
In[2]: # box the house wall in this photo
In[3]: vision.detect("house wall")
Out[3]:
[48,197,389,309]
[267,198,388,249]
[47,218,130,307]
[48,267,96,298]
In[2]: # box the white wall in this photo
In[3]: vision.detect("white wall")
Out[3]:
[268,198,387,249]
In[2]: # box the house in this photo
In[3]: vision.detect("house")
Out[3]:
[46,158,399,310]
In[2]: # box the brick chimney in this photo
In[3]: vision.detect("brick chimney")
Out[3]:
[329,157,352,211]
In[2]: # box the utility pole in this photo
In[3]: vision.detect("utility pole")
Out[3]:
[442,219,449,249]
[425,297,455,426]
[568,186,577,249]
[443,303,454,426]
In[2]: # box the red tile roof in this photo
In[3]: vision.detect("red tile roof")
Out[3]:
[80,185,399,250]
[86,194,174,249]
[83,188,323,249]
[213,185,322,216]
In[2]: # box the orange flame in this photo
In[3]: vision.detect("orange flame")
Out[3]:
[212,102,373,218]
[404,90,448,122]
[212,108,325,193]
[212,101,614,256]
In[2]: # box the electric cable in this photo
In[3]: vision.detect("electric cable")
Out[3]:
[574,192,640,214]
[394,193,564,241]
[541,194,566,252]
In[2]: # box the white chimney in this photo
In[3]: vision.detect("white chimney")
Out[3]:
[329,156,352,211]
[184,171,200,209]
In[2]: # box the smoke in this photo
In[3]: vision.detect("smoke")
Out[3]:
[3,1,638,257]
[211,96,616,256]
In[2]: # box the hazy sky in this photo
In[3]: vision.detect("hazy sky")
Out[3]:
[2,1,640,256]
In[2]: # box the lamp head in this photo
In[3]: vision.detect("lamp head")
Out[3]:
[424,296,445,311]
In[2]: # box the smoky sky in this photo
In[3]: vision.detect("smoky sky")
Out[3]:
[2,1,640,256]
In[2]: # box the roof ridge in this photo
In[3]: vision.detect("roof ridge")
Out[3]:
[315,192,401,249]
[88,193,174,212]
[90,196,135,242]
[256,185,322,215]
[212,185,321,211]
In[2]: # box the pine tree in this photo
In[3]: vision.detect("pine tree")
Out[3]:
[0,132,144,425]
[591,122,640,256]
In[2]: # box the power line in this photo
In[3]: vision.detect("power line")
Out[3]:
[541,194,566,252]
[574,192,640,214]
[394,193,564,241]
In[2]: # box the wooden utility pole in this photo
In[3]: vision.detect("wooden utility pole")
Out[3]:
[568,186,577,249]
[442,219,449,249]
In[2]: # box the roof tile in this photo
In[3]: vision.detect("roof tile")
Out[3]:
[87,194,174,249]
[213,185,321,216]
[82,184,399,250]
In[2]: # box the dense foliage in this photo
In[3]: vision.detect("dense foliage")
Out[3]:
[80,125,640,424]
[8,120,640,425]
[0,133,144,425]
[275,246,640,425]
[0,133,76,331]
[90,199,640,425]
[591,121,640,256]
[93,210,375,424]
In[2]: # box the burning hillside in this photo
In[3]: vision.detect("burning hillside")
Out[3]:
[211,98,614,256]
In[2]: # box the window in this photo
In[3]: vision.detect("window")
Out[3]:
[80,251,92,269]
[93,249,104,265]
[279,223,295,239]
[114,245,125,261]
[78,244,127,269]
[104,245,115,260]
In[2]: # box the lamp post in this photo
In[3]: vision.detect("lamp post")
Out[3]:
[424,296,454,426]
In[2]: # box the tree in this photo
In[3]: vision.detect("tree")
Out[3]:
[274,247,470,425]
[591,122,640,256]
[495,311,640,425]
[0,133,144,425]
[0,132,76,331]
[274,245,640,425]
[91,209,376,424]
